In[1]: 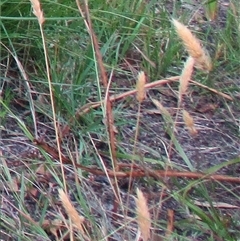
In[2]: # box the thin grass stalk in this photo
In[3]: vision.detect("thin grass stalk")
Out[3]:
[76,0,118,172]
[89,133,123,206]
[125,71,146,225]
[29,0,67,191]
[76,0,121,210]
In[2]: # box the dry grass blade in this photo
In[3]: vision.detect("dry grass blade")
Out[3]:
[29,0,45,25]
[136,71,146,103]
[134,44,156,67]
[135,188,151,241]
[151,98,172,123]
[172,19,212,72]
[194,200,240,209]
[182,109,198,136]
[58,189,86,235]
[179,56,195,102]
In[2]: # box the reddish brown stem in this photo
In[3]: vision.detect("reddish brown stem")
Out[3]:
[35,139,240,184]
[82,1,118,171]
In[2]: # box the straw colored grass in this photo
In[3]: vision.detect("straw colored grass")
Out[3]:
[58,189,86,235]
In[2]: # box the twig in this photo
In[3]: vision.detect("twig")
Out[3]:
[70,76,233,123]
[35,139,240,184]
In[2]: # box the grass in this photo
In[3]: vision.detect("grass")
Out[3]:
[1,0,240,240]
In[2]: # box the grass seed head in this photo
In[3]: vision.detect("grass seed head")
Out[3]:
[30,0,45,25]
[182,109,198,136]
[58,189,85,234]
[136,71,146,103]
[135,188,151,241]
[179,56,195,101]
[172,19,212,72]
[151,98,171,120]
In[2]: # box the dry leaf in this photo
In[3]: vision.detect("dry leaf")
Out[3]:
[28,187,39,198]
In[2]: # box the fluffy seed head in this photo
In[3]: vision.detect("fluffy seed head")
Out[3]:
[136,71,146,103]
[179,56,195,101]
[58,189,85,234]
[172,19,212,72]
[30,0,45,25]
[135,188,151,241]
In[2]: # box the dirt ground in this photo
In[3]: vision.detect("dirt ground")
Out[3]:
[1,1,240,240]
[1,66,240,240]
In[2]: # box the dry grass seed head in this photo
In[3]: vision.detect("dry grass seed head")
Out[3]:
[136,71,146,103]
[58,189,85,234]
[172,19,212,72]
[151,98,171,120]
[179,56,195,101]
[182,109,198,136]
[30,0,45,25]
[135,188,151,241]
